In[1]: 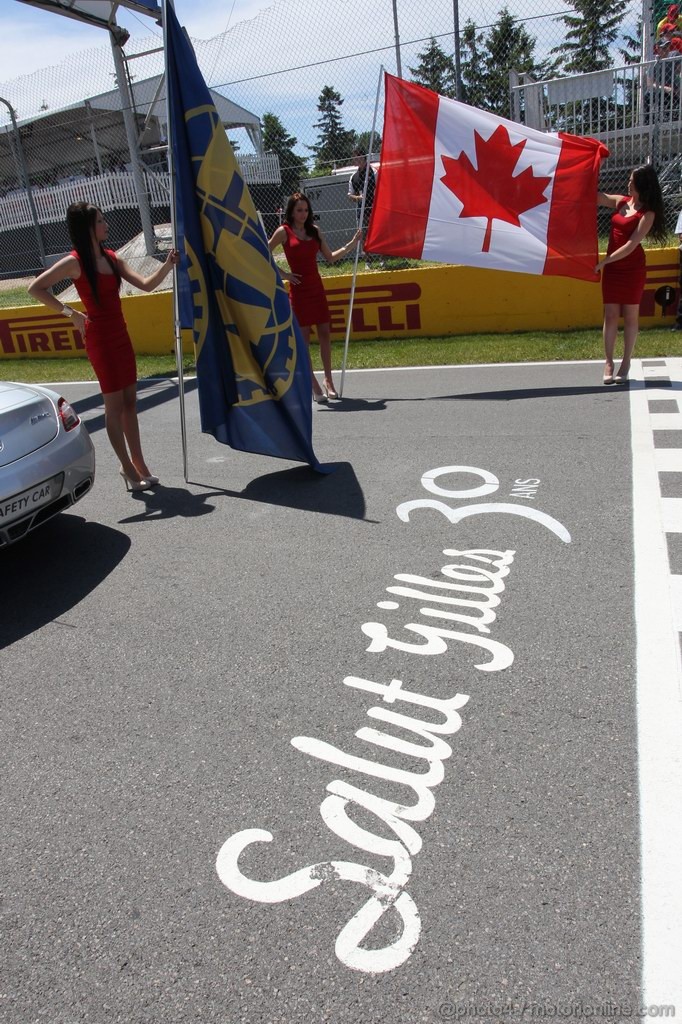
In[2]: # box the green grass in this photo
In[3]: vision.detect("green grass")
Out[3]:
[0,287,39,309]
[2,326,681,385]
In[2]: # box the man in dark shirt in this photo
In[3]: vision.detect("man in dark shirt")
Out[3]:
[348,148,382,268]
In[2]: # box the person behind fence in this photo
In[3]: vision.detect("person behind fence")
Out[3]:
[269,192,360,403]
[348,148,380,268]
[656,3,682,39]
[28,202,179,491]
[596,165,666,385]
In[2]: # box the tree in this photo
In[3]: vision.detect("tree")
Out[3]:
[484,8,541,116]
[261,112,308,198]
[355,130,382,159]
[460,11,545,116]
[308,85,356,175]
[409,37,456,97]
[552,0,630,73]
[619,19,642,64]
[460,20,487,109]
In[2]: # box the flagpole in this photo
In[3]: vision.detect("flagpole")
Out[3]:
[340,65,383,399]
[161,0,189,482]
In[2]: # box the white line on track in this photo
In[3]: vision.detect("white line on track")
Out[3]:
[20,358,611,389]
[630,357,682,1006]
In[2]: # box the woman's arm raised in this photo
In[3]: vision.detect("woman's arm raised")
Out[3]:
[319,228,362,264]
[116,249,179,293]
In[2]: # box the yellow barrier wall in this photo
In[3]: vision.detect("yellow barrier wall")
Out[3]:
[1,249,679,360]
[0,291,194,360]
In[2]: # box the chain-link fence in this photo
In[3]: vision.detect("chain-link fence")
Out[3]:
[2,0,678,304]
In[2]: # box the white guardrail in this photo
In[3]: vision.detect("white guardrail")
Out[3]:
[0,154,282,233]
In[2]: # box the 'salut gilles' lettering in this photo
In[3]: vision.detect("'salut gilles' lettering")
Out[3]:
[216,466,571,974]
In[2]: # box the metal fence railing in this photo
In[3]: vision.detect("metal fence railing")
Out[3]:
[0,159,281,234]
[510,58,682,215]
[4,0,680,287]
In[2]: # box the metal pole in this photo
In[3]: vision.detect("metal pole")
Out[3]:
[650,59,660,167]
[109,26,157,255]
[84,100,104,176]
[642,0,654,62]
[391,0,402,79]
[453,0,463,100]
[340,67,383,399]
[162,0,189,483]
[0,96,46,267]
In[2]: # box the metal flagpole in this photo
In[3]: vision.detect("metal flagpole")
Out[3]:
[339,65,383,399]
[161,0,189,482]
[0,96,46,268]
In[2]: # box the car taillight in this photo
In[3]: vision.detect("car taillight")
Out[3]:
[58,397,80,431]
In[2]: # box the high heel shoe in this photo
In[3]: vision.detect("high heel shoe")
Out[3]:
[119,469,153,492]
[322,379,340,400]
[313,390,328,404]
[141,473,159,485]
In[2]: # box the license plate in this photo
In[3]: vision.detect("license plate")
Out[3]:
[0,474,63,525]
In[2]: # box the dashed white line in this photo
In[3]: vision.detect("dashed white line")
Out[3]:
[630,357,682,1006]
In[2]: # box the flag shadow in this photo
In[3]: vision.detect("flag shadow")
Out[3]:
[381,384,625,403]
[447,379,682,401]
[188,461,369,520]
[447,384,615,401]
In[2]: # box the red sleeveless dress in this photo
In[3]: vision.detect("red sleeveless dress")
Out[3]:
[71,249,137,394]
[601,200,647,305]
[282,223,330,327]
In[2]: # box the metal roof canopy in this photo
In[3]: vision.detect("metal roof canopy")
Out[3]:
[0,75,261,140]
[15,1,161,35]
[14,0,164,254]
[0,75,263,182]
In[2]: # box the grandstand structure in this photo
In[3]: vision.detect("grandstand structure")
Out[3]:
[511,56,682,206]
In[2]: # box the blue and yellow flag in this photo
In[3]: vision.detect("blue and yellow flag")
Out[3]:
[166,5,324,469]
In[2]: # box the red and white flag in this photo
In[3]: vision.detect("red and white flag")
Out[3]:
[365,74,609,281]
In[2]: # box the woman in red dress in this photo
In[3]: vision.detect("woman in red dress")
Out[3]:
[269,193,360,402]
[29,202,178,491]
[597,165,666,384]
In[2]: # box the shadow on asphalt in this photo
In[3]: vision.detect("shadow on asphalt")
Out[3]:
[117,484,222,523]
[0,516,130,649]
[187,461,369,520]
[449,379,682,401]
[74,382,387,437]
[72,378,197,436]
[451,385,618,401]
[321,396,388,412]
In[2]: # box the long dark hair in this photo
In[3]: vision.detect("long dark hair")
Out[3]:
[284,192,320,243]
[66,202,120,303]
[631,165,667,242]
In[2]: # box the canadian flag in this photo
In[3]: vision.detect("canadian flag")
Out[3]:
[365,74,609,282]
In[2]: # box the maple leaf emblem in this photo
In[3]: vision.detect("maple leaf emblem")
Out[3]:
[441,124,552,253]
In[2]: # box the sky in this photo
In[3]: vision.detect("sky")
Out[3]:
[0,0,271,83]
[0,0,643,156]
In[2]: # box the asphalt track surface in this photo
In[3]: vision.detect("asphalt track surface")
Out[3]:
[2,359,681,1024]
